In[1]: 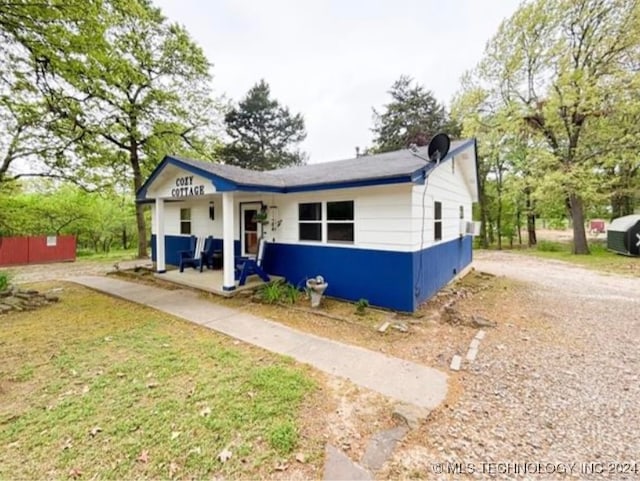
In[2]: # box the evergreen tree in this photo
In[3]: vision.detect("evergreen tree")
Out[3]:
[372,75,457,153]
[221,80,306,170]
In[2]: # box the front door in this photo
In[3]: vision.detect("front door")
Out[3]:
[241,203,261,256]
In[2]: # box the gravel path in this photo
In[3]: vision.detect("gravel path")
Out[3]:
[6,259,144,284]
[385,251,640,480]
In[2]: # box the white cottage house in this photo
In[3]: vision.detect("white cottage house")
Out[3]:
[136,139,479,311]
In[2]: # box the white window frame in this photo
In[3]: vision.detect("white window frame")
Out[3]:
[180,207,191,235]
[298,200,355,245]
[298,202,323,242]
[434,201,442,241]
[326,200,355,244]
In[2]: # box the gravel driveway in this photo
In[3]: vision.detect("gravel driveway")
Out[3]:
[384,251,640,480]
[6,259,144,284]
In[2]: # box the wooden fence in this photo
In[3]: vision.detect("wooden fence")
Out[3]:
[0,235,76,267]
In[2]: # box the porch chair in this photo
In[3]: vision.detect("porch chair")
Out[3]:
[199,236,218,272]
[178,235,211,272]
[235,238,270,286]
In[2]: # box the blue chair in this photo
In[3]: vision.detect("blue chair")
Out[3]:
[235,238,270,286]
[199,237,218,272]
[178,236,211,272]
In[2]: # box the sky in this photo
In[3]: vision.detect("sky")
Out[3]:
[153,0,522,164]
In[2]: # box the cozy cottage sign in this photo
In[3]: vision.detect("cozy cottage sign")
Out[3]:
[171,176,206,198]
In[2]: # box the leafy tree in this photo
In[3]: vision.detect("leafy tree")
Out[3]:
[31,0,220,258]
[221,79,307,170]
[372,75,458,153]
[468,0,640,254]
[0,1,97,184]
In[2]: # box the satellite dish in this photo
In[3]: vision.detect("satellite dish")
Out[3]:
[428,133,451,162]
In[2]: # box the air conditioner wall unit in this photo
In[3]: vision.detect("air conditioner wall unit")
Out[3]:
[460,220,480,236]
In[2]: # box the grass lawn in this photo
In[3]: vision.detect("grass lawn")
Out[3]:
[510,240,640,276]
[76,248,139,262]
[0,283,325,480]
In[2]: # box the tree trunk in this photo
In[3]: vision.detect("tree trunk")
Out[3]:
[525,189,537,246]
[569,193,589,254]
[516,209,522,246]
[479,184,490,249]
[496,201,502,250]
[121,226,128,250]
[527,213,537,247]
[130,144,147,258]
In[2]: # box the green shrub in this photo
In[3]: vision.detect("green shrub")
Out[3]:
[258,282,285,304]
[0,271,10,291]
[536,240,564,252]
[257,281,300,305]
[355,298,369,315]
[281,283,300,304]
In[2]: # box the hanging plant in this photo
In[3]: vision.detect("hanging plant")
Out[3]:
[254,209,269,225]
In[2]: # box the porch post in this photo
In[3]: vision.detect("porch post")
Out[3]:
[155,198,166,273]
[222,192,235,290]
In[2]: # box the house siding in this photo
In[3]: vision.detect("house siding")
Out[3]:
[262,242,415,311]
[147,143,477,311]
[412,235,473,310]
[411,157,474,250]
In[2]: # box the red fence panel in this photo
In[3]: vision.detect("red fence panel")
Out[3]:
[27,236,76,264]
[0,235,76,267]
[0,236,29,266]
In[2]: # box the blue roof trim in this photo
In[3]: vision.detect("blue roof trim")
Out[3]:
[137,138,478,199]
[407,138,476,186]
[136,156,283,201]
[135,156,227,201]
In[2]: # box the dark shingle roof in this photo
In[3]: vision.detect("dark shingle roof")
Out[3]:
[137,139,474,199]
[271,140,468,187]
[169,155,286,188]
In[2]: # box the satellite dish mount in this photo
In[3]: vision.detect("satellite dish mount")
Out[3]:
[428,133,451,163]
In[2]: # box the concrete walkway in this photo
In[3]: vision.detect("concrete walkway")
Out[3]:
[71,276,448,409]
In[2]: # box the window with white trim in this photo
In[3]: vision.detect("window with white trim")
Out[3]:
[327,201,354,243]
[299,202,322,241]
[298,200,355,243]
[180,208,191,235]
[434,201,442,241]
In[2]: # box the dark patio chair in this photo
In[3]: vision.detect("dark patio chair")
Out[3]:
[235,238,270,286]
[178,236,210,272]
[199,236,218,272]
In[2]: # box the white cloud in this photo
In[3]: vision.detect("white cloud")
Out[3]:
[155,0,521,162]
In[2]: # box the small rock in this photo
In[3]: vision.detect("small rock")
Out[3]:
[471,315,496,328]
[450,355,462,371]
[391,322,408,333]
[295,452,306,463]
[377,321,390,333]
[392,403,430,430]
[466,348,478,362]
[44,293,59,302]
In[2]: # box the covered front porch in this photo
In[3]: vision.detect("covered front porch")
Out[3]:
[138,156,284,293]
[155,268,284,297]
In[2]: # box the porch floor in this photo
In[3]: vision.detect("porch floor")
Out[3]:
[155,268,283,297]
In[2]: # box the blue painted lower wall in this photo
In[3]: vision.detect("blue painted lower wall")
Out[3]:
[152,234,473,312]
[263,243,415,311]
[264,236,473,312]
[411,236,473,310]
